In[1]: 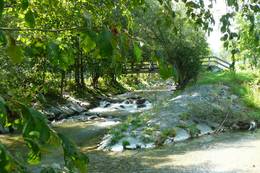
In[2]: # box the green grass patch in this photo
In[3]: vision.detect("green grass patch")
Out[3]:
[187,124,200,138]
[196,70,260,120]
[161,128,177,138]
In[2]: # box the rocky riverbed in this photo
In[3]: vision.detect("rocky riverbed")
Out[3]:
[97,84,256,152]
[0,81,259,173]
[40,83,256,153]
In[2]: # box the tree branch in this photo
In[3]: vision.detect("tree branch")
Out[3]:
[0,27,88,32]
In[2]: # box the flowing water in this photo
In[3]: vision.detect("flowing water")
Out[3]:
[1,86,260,173]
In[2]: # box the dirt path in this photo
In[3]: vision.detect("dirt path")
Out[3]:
[86,131,260,173]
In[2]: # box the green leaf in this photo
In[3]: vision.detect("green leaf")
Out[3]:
[21,105,51,143]
[221,34,228,41]
[158,60,173,80]
[21,0,29,10]
[58,133,88,173]
[230,32,238,39]
[224,41,229,48]
[97,29,113,57]
[81,34,96,53]
[0,0,4,18]
[227,0,235,6]
[47,41,60,64]
[220,25,226,33]
[25,9,35,27]
[6,46,23,63]
[0,143,29,172]
[134,43,142,62]
[24,138,41,165]
[0,96,7,126]
[186,1,200,9]
[0,31,7,46]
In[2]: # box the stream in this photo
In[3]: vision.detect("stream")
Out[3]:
[1,85,260,173]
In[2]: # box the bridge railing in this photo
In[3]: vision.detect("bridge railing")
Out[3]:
[201,56,231,70]
[122,56,231,74]
[123,62,159,74]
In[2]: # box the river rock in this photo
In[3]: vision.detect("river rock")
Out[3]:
[47,107,62,116]
[104,103,111,108]
[135,99,146,105]
[232,121,257,131]
[119,105,125,109]
[110,143,124,152]
[98,84,249,151]
[196,123,213,136]
[67,103,85,113]
[137,104,146,108]
[60,105,75,115]
[98,135,113,150]
[164,137,174,145]
[174,128,190,142]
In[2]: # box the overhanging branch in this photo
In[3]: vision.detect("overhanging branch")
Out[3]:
[0,27,87,32]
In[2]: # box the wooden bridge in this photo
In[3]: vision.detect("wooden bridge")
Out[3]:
[123,62,159,74]
[201,56,232,70]
[123,56,232,74]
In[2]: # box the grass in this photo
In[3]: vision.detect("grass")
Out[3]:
[187,124,200,138]
[196,70,260,121]
[179,112,191,121]
[109,114,150,145]
[161,128,177,138]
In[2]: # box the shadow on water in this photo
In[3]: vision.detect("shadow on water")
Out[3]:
[54,122,109,148]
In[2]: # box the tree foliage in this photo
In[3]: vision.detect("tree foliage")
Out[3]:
[0,0,259,172]
[237,14,260,67]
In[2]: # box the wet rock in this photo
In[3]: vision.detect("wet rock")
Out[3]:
[98,135,113,150]
[123,100,130,104]
[88,115,99,120]
[60,105,75,115]
[119,105,125,109]
[110,143,124,152]
[67,103,85,113]
[57,114,67,120]
[234,121,250,130]
[100,101,111,108]
[122,137,141,150]
[104,103,111,108]
[136,99,146,105]
[233,121,257,131]
[43,111,56,120]
[47,107,62,116]
[164,137,174,145]
[137,104,146,108]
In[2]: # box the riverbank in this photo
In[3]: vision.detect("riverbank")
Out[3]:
[1,71,260,172]
[40,71,260,153]
[99,82,257,151]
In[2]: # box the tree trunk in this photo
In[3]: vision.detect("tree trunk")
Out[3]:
[92,73,99,89]
[80,51,85,88]
[230,54,236,71]
[74,36,80,89]
[60,70,65,97]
